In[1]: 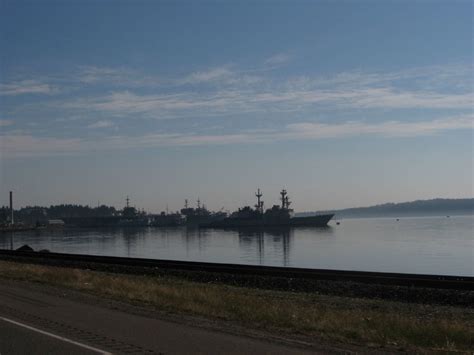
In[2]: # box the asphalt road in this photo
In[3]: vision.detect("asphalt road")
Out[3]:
[0,280,318,354]
[0,317,103,355]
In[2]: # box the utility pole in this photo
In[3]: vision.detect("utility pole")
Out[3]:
[9,191,14,251]
[9,191,14,225]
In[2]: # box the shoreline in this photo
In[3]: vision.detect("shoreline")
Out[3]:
[1,250,473,306]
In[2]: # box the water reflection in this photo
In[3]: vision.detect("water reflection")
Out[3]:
[182,227,210,255]
[236,227,295,266]
[120,227,148,257]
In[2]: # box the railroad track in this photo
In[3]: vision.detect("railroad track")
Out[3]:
[0,249,472,290]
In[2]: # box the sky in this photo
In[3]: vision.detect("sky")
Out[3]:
[0,0,473,213]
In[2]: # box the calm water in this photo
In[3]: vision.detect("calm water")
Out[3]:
[1,215,473,276]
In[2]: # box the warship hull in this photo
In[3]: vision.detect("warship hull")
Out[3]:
[62,216,150,228]
[201,214,334,228]
[287,214,334,226]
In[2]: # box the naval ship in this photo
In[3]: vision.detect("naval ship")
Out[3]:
[180,198,227,226]
[62,197,150,227]
[200,189,334,228]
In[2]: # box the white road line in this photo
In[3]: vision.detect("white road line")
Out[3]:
[0,316,112,355]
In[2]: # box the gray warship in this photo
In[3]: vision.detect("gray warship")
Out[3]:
[200,189,334,228]
[62,197,150,227]
[180,199,227,226]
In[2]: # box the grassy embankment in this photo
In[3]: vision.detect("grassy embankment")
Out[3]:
[0,260,472,352]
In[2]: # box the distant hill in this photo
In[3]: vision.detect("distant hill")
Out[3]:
[296,198,474,218]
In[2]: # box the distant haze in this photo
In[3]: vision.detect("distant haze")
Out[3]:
[1,1,473,212]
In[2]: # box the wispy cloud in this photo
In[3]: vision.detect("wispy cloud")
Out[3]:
[2,115,472,158]
[87,120,114,129]
[178,66,261,86]
[62,90,256,119]
[60,84,473,121]
[264,53,291,66]
[0,119,13,127]
[3,61,472,156]
[285,115,474,139]
[180,67,233,84]
[49,61,471,121]
[0,80,56,96]
[0,135,84,158]
[284,63,473,92]
[250,87,473,109]
[1,66,158,97]
[77,66,157,86]
[79,66,127,83]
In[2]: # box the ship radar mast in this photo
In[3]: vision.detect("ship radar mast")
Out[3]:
[280,189,291,210]
[184,199,188,209]
[123,195,137,218]
[255,188,264,213]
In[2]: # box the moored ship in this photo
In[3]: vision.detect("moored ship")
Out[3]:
[200,189,334,228]
[180,199,226,226]
[62,197,150,228]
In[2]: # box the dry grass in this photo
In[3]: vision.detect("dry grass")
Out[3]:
[1,260,472,352]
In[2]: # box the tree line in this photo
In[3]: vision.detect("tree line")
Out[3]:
[296,198,474,218]
[0,204,119,224]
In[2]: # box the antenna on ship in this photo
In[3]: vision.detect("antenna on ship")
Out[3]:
[197,198,201,210]
[184,199,188,209]
[255,188,264,213]
[126,196,130,208]
[280,189,287,209]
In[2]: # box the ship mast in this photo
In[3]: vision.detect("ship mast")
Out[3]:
[280,189,287,209]
[280,189,291,210]
[255,188,264,214]
[126,196,130,208]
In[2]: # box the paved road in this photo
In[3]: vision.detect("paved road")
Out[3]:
[0,317,104,354]
[0,280,318,354]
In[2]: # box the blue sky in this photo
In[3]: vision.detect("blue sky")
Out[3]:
[0,0,473,212]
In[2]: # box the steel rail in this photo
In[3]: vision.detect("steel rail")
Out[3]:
[0,249,472,290]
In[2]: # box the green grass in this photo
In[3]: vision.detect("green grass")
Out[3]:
[1,260,472,352]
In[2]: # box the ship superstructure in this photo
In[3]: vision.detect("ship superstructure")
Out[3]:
[62,196,150,227]
[60,191,332,229]
[201,189,333,228]
[180,199,226,226]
